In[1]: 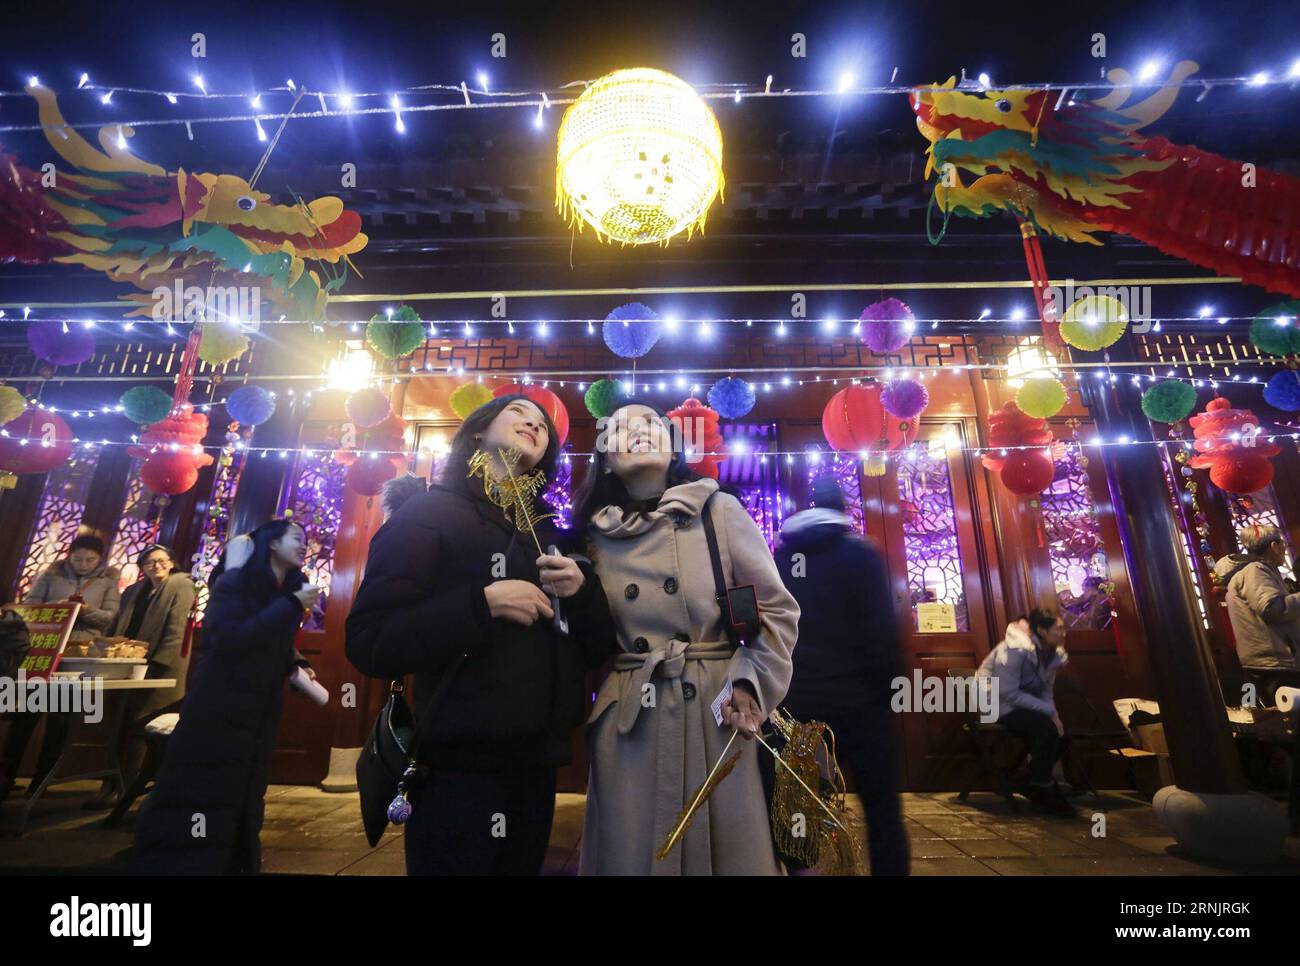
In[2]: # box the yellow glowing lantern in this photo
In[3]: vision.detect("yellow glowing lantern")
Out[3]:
[555,68,724,246]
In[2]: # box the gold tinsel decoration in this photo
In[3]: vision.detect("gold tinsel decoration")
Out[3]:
[467,447,554,536]
[766,709,866,876]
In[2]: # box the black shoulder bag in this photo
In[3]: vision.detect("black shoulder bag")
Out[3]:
[700,495,761,645]
[355,663,461,847]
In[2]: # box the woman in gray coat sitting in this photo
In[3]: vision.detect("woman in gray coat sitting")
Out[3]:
[86,544,195,809]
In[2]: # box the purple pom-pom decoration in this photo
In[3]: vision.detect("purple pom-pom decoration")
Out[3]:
[226,385,277,426]
[345,388,392,428]
[26,321,96,367]
[881,379,929,420]
[859,299,915,354]
[707,377,756,419]
[1264,370,1300,412]
[387,794,413,825]
[603,302,662,359]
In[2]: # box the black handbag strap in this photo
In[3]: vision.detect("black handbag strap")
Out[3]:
[391,652,465,766]
[700,494,740,650]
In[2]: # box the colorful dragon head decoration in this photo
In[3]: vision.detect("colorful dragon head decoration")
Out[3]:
[912,62,1300,298]
[0,84,368,320]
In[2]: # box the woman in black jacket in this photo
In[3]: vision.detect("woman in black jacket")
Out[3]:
[132,519,319,874]
[345,393,616,875]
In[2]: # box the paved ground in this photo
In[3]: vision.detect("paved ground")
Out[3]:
[2,780,1297,874]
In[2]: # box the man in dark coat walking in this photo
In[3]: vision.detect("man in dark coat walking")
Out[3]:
[774,477,910,875]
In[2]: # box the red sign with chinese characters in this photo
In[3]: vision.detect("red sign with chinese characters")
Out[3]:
[9,602,80,680]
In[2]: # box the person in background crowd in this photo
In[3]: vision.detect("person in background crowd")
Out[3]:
[977,609,1074,816]
[24,534,121,640]
[83,544,195,810]
[774,476,909,875]
[346,395,616,876]
[1213,524,1300,705]
[573,402,799,876]
[0,534,121,801]
[132,520,319,874]
[381,473,428,522]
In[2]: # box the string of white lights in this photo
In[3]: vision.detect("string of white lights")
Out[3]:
[4,61,1298,135]
[0,431,1290,462]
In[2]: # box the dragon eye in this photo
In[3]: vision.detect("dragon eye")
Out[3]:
[236,196,257,212]
[995,99,1012,113]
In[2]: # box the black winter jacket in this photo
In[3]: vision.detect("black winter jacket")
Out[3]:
[774,509,902,711]
[132,568,307,874]
[345,482,616,771]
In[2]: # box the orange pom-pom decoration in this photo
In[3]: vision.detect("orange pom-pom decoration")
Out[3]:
[667,396,725,479]
[980,401,1056,496]
[129,404,214,496]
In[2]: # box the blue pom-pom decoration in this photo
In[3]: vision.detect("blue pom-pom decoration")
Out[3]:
[1263,370,1300,412]
[602,302,662,358]
[707,377,756,419]
[226,385,277,426]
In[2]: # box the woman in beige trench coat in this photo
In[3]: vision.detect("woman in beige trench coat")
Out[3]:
[574,403,800,875]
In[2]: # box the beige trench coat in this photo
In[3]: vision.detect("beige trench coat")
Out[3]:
[578,478,800,875]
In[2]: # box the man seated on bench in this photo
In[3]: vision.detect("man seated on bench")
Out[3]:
[977,608,1073,816]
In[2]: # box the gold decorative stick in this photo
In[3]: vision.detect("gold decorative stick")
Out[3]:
[753,730,853,836]
[496,447,547,558]
[655,730,741,861]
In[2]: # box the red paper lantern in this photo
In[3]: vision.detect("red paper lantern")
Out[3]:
[821,383,919,454]
[347,454,402,496]
[129,404,214,496]
[667,396,725,479]
[998,450,1057,496]
[1187,396,1280,494]
[0,407,73,475]
[492,383,570,446]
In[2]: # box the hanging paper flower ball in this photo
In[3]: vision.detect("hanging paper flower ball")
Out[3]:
[346,388,392,429]
[584,378,631,419]
[0,386,28,427]
[1058,295,1129,351]
[119,386,174,426]
[1015,377,1068,420]
[602,303,663,358]
[129,404,214,496]
[555,68,724,246]
[0,407,74,475]
[1248,302,1300,357]
[859,299,915,354]
[667,396,725,479]
[881,379,929,423]
[450,383,495,420]
[1188,396,1281,494]
[26,321,96,367]
[366,306,426,360]
[348,453,403,497]
[197,322,250,366]
[492,383,570,446]
[707,377,756,419]
[822,383,920,454]
[1263,371,1300,412]
[1141,380,1198,423]
[226,385,277,426]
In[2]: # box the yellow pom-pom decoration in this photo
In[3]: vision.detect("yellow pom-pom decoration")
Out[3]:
[0,385,27,427]
[450,383,495,421]
[1059,295,1129,351]
[1015,377,1068,419]
[197,322,250,366]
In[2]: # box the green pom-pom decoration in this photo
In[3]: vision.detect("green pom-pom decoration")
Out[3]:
[584,378,630,418]
[450,383,494,420]
[1248,302,1300,357]
[367,306,426,360]
[120,386,174,426]
[1140,380,1198,424]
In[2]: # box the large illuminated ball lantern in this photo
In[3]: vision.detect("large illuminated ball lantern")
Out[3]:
[555,68,724,246]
